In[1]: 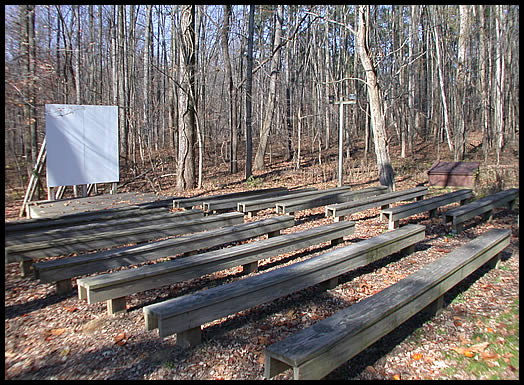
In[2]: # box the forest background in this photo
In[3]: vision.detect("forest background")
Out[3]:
[4,4,519,202]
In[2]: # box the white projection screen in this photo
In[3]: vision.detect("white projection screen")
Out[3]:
[46,104,119,188]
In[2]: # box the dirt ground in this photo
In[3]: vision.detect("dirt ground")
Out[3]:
[4,138,519,380]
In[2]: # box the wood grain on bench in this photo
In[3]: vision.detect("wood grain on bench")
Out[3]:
[77,219,354,315]
[264,228,511,379]
[143,224,424,346]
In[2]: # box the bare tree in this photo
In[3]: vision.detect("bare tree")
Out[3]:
[254,5,283,171]
[356,5,395,191]
[245,5,255,180]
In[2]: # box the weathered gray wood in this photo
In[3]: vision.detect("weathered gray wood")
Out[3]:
[273,186,352,215]
[264,228,510,380]
[382,189,473,230]
[237,188,319,215]
[203,188,299,212]
[173,187,287,209]
[275,186,388,215]
[325,187,428,220]
[6,212,243,264]
[5,205,171,235]
[36,215,294,286]
[443,188,518,233]
[143,224,424,341]
[5,209,204,246]
[78,220,355,311]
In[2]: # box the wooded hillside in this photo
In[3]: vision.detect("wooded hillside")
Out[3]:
[4,5,519,196]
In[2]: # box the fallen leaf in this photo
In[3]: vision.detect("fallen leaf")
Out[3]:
[286,309,295,318]
[257,354,265,365]
[60,346,71,356]
[393,374,401,380]
[451,346,475,358]
[63,306,78,313]
[114,332,128,345]
[480,351,500,361]
[50,328,66,336]
[470,341,490,353]
[412,353,423,361]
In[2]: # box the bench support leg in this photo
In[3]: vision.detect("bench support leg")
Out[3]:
[320,277,338,290]
[380,205,390,221]
[388,219,399,231]
[423,295,444,317]
[428,208,437,218]
[55,279,73,295]
[486,253,502,270]
[330,237,344,246]
[451,222,463,234]
[144,314,158,331]
[247,210,258,219]
[482,210,493,223]
[507,200,516,210]
[265,355,291,379]
[267,230,280,238]
[334,215,345,222]
[176,326,202,348]
[107,297,127,315]
[20,260,33,277]
[400,244,416,256]
[243,261,259,274]
[78,285,87,301]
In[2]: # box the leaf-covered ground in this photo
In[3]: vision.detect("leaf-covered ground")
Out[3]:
[4,141,519,380]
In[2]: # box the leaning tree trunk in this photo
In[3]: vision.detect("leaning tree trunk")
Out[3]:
[244,5,255,180]
[254,4,283,171]
[356,5,395,191]
[176,5,197,191]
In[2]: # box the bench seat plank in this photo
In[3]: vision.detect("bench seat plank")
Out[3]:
[33,214,293,284]
[237,188,319,215]
[6,211,244,263]
[443,188,518,233]
[5,209,204,246]
[143,224,425,340]
[203,188,305,212]
[275,186,388,215]
[5,205,171,235]
[382,189,472,230]
[264,228,510,379]
[78,220,355,309]
[173,187,287,209]
[326,187,428,220]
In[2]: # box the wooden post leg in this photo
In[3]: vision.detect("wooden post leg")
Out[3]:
[400,244,415,256]
[107,297,127,315]
[423,295,444,317]
[247,210,258,218]
[320,277,338,290]
[428,208,437,218]
[482,210,493,223]
[452,221,463,234]
[267,230,280,238]
[330,237,344,246]
[242,261,259,274]
[334,215,345,223]
[388,219,399,231]
[380,205,389,221]
[56,279,73,295]
[176,326,202,348]
[20,260,33,277]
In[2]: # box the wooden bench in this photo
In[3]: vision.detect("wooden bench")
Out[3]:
[238,188,334,218]
[263,228,511,379]
[381,189,473,230]
[142,224,424,347]
[173,187,287,210]
[202,188,311,214]
[33,215,294,295]
[6,211,244,278]
[443,188,519,233]
[275,186,388,216]
[5,205,171,236]
[325,186,428,222]
[5,209,205,246]
[77,220,355,315]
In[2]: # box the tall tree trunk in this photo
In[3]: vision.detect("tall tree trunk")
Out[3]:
[454,5,471,161]
[176,5,196,191]
[431,7,453,153]
[254,5,283,171]
[220,5,238,174]
[356,5,395,191]
[244,5,255,180]
[494,5,505,164]
[143,5,152,154]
